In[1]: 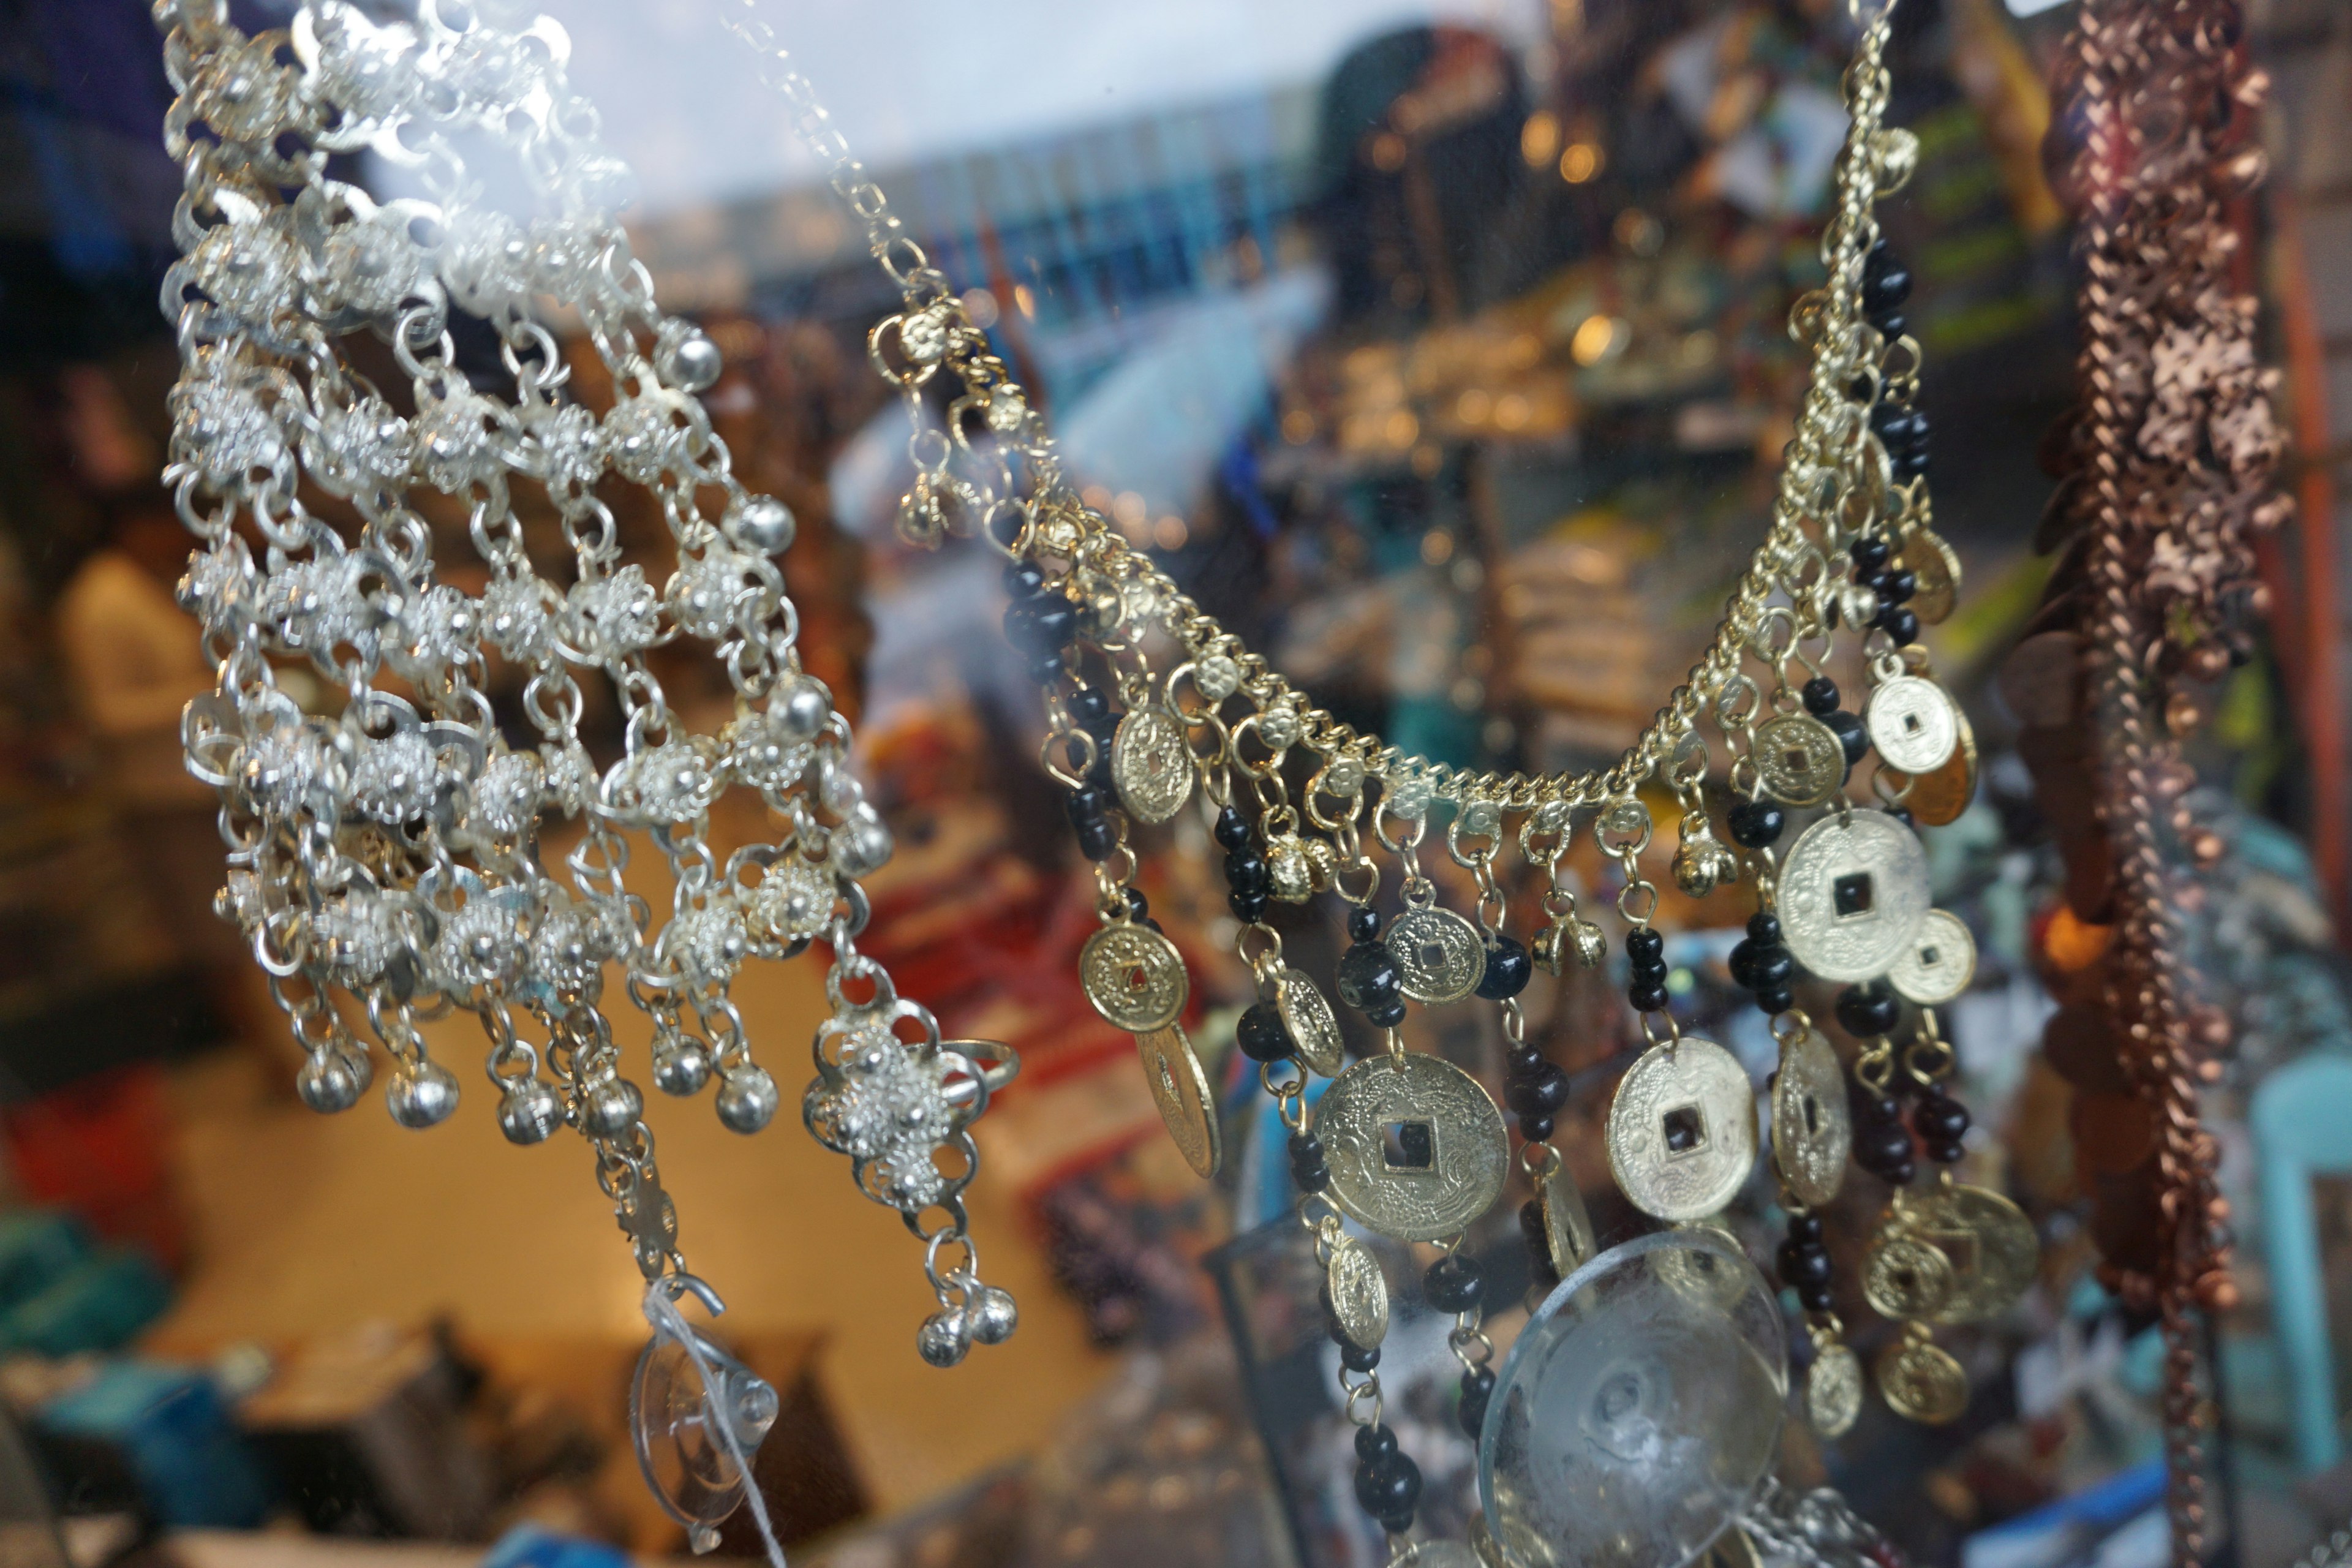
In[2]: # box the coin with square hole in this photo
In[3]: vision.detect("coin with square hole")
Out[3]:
[1607,1038,1757,1222]
[1080,923,1189,1033]
[1313,1050,1508,1241]
[1777,809,1931,982]
[1770,1028,1851,1208]
[1907,1182,2038,1324]
[1389,905,1486,1005]
[1865,676,1959,774]
[1755,712,1849,807]
[1889,910,1975,1005]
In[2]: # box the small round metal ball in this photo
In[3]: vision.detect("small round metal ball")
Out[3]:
[654,1041,714,1097]
[715,1065,780,1134]
[296,1053,364,1115]
[385,1060,461,1129]
[967,1286,1019,1346]
[497,1081,565,1145]
[832,811,895,878]
[726,495,797,556]
[916,1308,971,1368]
[657,328,723,393]
[580,1076,645,1137]
[774,674,834,742]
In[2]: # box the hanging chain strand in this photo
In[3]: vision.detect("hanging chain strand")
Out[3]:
[2045,0,2288,1559]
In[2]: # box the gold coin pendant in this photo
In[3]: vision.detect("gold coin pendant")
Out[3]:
[1806,1342,1864,1438]
[1135,1024,1219,1178]
[1755,712,1850,808]
[1312,1052,1509,1242]
[1109,706,1193,824]
[1277,968,1346,1077]
[1770,1028,1851,1209]
[1889,909,1975,1005]
[1605,1038,1758,1223]
[1080,923,1189,1033]
[1866,675,1960,774]
[1389,905,1487,1005]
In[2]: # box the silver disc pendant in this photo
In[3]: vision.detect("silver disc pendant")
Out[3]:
[1770,1028,1851,1209]
[1605,1038,1758,1223]
[1313,1051,1509,1242]
[1754,712,1849,808]
[1277,968,1345,1077]
[1325,1232,1390,1348]
[1079,922,1189,1033]
[1777,810,1932,982]
[1888,909,1975,1005]
[1110,707,1192,824]
[1866,676,1959,774]
[1390,905,1486,1005]
[1806,1342,1864,1438]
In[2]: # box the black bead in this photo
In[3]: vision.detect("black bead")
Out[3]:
[1335,941,1402,1011]
[1913,1091,1971,1142]
[1504,1063,1570,1116]
[1507,1046,1545,1080]
[1626,928,1664,962]
[1026,650,1068,687]
[1755,986,1795,1016]
[1424,1253,1485,1313]
[1786,1212,1825,1243]
[1003,560,1047,600]
[1068,685,1110,723]
[1850,535,1891,572]
[1836,983,1901,1037]
[1125,886,1150,921]
[1295,1158,1331,1193]
[1381,1513,1416,1539]
[1799,1281,1836,1313]
[1883,1156,1917,1186]
[1867,306,1907,339]
[1858,1122,1914,1170]
[1346,905,1382,943]
[1747,912,1782,943]
[1860,1092,1905,1125]
[1729,938,1792,990]
[1880,607,1920,647]
[1801,676,1841,716]
[1893,439,1929,481]
[1367,997,1409,1030]
[1354,1423,1397,1462]
[1458,1365,1497,1437]
[1776,1240,1833,1287]
[1629,982,1669,1013]
[1629,955,1669,987]
[1066,784,1111,821]
[1863,241,1912,311]
[1823,708,1869,766]
[1005,594,1078,654]
[1353,1451,1422,1520]
[1237,1001,1294,1063]
[1727,801,1785,848]
[1476,935,1532,1000]
[1340,1340,1381,1372]
[1224,849,1269,894]
[1518,1113,1555,1142]
[1880,568,1918,607]
[1229,888,1268,923]
[1213,805,1253,851]
[1926,1137,1968,1165]
[1073,816,1118,861]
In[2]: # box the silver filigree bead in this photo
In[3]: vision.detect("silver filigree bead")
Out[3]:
[723,711,812,794]
[899,306,951,364]
[560,565,662,664]
[529,898,622,999]
[311,887,398,982]
[464,748,545,841]
[189,32,305,144]
[172,369,288,492]
[665,549,755,642]
[604,739,718,826]
[520,401,605,499]
[748,861,836,944]
[439,206,535,318]
[539,741,595,816]
[188,218,303,326]
[413,382,507,494]
[432,895,530,990]
[605,391,695,485]
[177,543,257,636]
[668,902,748,987]
[350,729,441,824]
[481,572,552,664]
[315,216,425,322]
[308,395,412,499]
[387,584,478,682]
[236,716,347,820]
[303,6,420,125]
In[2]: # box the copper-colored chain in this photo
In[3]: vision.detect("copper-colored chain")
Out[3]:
[2043,1,2290,1559]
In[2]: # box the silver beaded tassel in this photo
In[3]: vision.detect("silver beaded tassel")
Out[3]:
[154,0,1014,1363]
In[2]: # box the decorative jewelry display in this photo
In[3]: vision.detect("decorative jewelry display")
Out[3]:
[2022,0,2287,1560]
[726,0,2030,1549]
[152,0,1020,1534]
